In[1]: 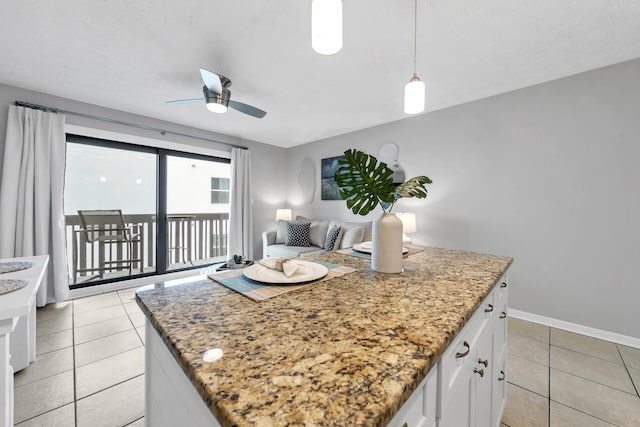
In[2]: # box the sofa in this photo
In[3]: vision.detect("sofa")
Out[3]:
[262,216,373,258]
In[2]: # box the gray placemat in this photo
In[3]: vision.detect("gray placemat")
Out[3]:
[0,279,29,295]
[0,261,35,274]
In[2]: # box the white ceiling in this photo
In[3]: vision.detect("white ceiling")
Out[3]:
[1,1,639,148]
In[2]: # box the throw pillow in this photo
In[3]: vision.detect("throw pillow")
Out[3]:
[340,226,365,249]
[276,220,289,244]
[309,220,330,247]
[324,226,342,251]
[285,222,311,247]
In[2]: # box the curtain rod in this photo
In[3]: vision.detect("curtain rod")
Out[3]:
[14,101,248,150]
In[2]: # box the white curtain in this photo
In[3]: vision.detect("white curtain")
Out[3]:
[227,147,253,260]
[0,105,69,304]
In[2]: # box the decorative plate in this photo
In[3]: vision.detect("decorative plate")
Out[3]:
[352,242,409,254]
[243,260,328,284]
[0,261,35,274]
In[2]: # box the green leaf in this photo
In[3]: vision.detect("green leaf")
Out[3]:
[334,149,395,215]
[334,149,433,215]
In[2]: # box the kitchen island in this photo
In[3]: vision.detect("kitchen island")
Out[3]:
[136,246,512,427]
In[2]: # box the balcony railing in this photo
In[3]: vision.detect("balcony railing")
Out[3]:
[66,212,229,285]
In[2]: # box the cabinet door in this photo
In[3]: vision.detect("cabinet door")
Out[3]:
[474,331,494,427]
[438,370,475,427]
[491,354,507,427]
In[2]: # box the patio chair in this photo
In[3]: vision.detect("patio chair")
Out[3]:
[74,209,141,283]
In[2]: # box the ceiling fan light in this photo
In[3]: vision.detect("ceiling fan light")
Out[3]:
[206,102,228,113]
[404,73,425,114]
[312,0,342,55]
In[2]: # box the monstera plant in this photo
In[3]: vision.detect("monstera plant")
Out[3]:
[334,149,432,216]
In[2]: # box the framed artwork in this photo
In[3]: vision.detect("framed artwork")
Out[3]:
[321,155,345,200]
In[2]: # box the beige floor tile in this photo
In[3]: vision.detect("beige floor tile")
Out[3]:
[128,310,146,327]
[550,368,640,427]
[74,303,127,327]
[507,353,549,397]
[619,344,640,370]
[74,315,134,344]
[550,401,617,427]
[551,345,636,394]
[75,347,145,398]
[14,347,73,387]
[14,370,74,424]
[75,329,143,368]
[502,383,549,427]
[550,329,622,364]
[123,300,142,315]
[508,317,550,344]
[629,366,640,395]
[15,403,75,427]
[35,314,72,336]
[509,333,549,366]
[117,287,138,303]
[76,375,145,427]
[35,328,73,355]
[35,301,72,321]
[136,326,145,344]
[73,292,122,313]
[126,417,145,426]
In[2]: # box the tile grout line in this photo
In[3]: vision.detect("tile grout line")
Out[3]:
[615,343,640,398]
[549,400,625,427]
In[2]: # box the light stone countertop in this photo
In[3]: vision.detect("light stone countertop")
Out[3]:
[136,246,513,427]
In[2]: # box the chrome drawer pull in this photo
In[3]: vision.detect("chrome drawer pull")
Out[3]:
[498,370,505,381]
[500,282,507,288]
[484,304,494,313]
[478,358,488,367]
[474,368,484,377]
[455,341,470,358]
[500,311,507,319]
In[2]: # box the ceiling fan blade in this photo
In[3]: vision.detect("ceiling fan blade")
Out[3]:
[166,98,205,104]
[200,68,222,94]
[229,100,267,118]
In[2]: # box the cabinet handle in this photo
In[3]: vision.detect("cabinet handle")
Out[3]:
[500,311,507,319]
[484,304,494,313]
[474,368,484,377]
[455,341,470,358]
[501,282,507,288]
[402,423,408,427]
[498,370,505,381]
[478,358,488,367]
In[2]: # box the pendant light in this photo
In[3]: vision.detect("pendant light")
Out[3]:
[404,0,425,114]
[312,0,343,55]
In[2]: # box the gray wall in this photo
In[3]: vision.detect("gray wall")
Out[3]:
[285,59,640,338]
[0,83,288,259]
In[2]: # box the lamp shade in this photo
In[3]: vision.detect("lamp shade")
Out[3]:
[403,73,425,114]
[312,0,342,55]
[275,208,292,222]
[397,213,417,234]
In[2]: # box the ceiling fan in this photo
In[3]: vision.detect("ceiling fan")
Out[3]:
[166,68,267,118]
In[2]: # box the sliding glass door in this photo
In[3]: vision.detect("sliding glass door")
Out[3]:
[65,134,230,288]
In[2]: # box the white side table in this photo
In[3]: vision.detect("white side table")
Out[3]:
[0,255,49,427]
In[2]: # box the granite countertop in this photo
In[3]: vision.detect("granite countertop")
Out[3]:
[136,246,512,427]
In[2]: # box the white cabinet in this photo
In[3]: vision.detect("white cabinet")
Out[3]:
[387,368,438,427]
[437,276,509,427]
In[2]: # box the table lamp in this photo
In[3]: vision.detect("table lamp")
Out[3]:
[275,208,292,222]
[396,213,417,244]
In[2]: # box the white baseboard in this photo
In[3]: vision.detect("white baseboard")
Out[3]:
[509,309,640,349]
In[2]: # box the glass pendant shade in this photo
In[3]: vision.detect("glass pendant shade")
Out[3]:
[312,0,343,55]
[404,73,425,114]
[206,102,228,113]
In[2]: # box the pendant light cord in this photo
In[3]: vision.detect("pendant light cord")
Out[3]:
[413,0,417,74]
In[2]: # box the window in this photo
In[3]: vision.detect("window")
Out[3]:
[65,134,230,288]
[211,177,230,204]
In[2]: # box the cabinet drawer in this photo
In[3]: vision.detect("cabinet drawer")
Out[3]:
[438,286,498,412]
[387,368,437,427]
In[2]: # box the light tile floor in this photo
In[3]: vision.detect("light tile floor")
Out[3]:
[13,290,640,427]
[502,317,640,427]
